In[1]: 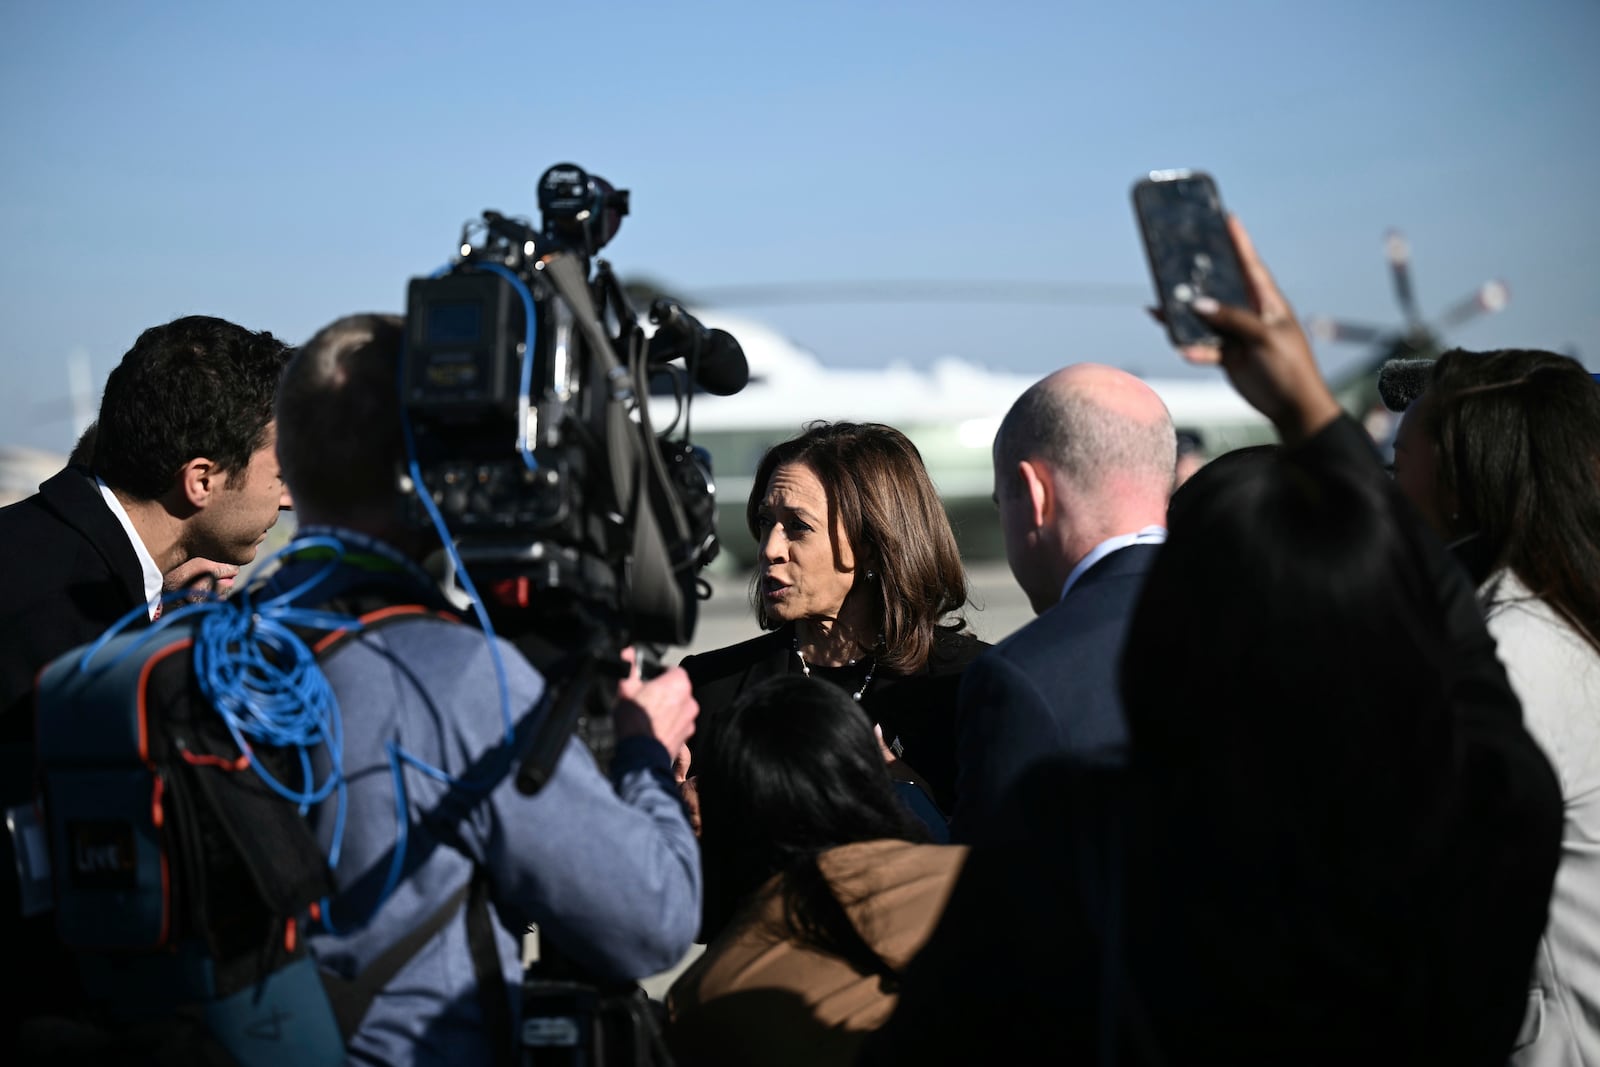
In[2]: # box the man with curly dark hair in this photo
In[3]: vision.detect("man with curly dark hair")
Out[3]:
[0,315,291,1053]
[0,315,292,743]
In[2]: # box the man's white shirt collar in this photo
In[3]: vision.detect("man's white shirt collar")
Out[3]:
[1059,525,1167,602]
[96,476,163,620]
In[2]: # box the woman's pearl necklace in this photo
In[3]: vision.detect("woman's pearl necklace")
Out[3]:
[793,633,878,702]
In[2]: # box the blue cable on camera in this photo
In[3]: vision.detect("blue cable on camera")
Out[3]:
[303,262,550,932]
[401,254,540,750]
[464,259,541,474]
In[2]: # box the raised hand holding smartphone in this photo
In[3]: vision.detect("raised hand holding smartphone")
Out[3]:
[1165,209,1344,445]
[1132,169,1252,347]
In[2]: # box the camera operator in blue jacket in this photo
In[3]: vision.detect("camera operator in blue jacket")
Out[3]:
[272,313,701,1067]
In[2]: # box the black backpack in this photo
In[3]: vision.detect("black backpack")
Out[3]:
[29,603,512,1067]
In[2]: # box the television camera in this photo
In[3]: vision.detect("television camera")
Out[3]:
[401,163,748,791]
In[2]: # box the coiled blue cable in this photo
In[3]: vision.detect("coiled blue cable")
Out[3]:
[73,537,359,872]
[191,538,355,870]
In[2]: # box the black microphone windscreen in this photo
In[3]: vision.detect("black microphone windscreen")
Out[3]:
[1377,359,1434,413]
[696,329,749,396]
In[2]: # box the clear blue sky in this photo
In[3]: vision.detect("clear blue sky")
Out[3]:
[2,0,1596,453]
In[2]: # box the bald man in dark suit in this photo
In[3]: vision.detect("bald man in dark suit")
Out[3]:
[948,363,1175,843]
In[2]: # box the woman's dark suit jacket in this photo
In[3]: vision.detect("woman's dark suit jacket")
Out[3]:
[681,623,988,815]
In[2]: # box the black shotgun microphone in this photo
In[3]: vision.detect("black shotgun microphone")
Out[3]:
[1378,358,1435,413]
[647,299,750,396]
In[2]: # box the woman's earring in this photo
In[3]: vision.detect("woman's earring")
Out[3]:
[866,568,876,581]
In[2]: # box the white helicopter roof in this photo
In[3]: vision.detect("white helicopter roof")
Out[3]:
[650,309,1267,437]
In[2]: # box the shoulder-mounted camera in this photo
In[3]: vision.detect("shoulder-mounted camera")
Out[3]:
[400,163,748,650]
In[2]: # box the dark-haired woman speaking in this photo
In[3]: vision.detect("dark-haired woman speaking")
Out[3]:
[680,421,988,817]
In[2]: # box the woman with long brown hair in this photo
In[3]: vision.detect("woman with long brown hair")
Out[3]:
[680,421,987,818]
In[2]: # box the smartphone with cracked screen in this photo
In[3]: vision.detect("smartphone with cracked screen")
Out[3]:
[1132,169,1251,347]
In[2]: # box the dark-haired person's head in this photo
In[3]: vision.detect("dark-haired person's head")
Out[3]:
[1123,450,1456,808]
[68,421,98,468]
[695,675,927,937]
[1166,443,1280,526]
[276,314,409,536]
[94,315,292,564]
[69,418,239,596]
[746,422,968,673]
[1392,347,1600,651]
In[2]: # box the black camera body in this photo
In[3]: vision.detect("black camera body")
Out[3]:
[401,163,740,651]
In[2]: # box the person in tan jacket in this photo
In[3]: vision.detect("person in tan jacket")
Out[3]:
[665,675,966,1067]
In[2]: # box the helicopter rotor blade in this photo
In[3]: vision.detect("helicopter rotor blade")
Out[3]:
[678,280,1149,307]
[1385,229,1424,331]
[1306,315,1388,346]
[1434,279,1512,333]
